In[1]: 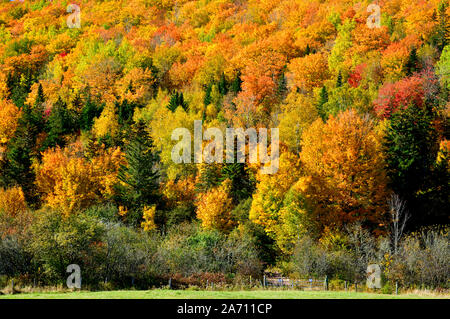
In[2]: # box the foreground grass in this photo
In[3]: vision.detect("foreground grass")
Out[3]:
[1,289,448,299]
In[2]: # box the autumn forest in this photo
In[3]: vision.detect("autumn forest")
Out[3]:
[0,0,448,291]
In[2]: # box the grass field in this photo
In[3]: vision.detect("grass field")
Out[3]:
[0,289,448,299]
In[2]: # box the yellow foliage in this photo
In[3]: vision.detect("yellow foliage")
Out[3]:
[163,176,196,208]
[196,179,234,232]
[141,205,157,231]
[0,99,21,146]
[0,186,27,217]
[249,151,301,236]
[288,52,329,92]
[92,103,120,138]
[278,92,318,151]
[118,205,128,217]
[35,142,124,216]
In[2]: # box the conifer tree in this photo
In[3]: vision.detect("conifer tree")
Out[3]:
[336,71,343,88]
[42,97,75,150]
[231,72,242,94]
[81,94,102,131]
[204,84,212,106]
[317,86,328,121]
[436,0,450,51]
[404,47,419,76]
[384,102,446,228]
[116,121,161,225]
[218,73,228,95]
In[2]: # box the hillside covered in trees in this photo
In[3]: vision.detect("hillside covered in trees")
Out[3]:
[0,0,448,289]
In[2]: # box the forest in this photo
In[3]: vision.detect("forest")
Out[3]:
[0,0,449,291]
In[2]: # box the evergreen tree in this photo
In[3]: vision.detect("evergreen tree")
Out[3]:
[117,99,135,126]
[231,72,242,94]
[195,164,222,193]
[405,47,419,76]
[167,92,179,112]
[317,85,328,121]
[0,86,46,206]
[384,102,446,228]
[7,71,34,108]
[178,92,188,112]
[42,97,75,150]
[336,71,343,88]
[81,94,102,131]
[218,73,228,95]
[305,44,311,55]
[167,91,188,112]
[220,162,255,204]
[435,0,450,51]
[276,67,288,100]
[204,83,212,106]
[116,121,161,226]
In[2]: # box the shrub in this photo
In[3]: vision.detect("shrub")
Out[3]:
[386,229,450,289]
[154,223,262,280]
[0,236,32,278]
[100,223,160,288]
[28,209,105,285]
[84,203,119,223]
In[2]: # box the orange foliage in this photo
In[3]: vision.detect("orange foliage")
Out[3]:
[300,109,389,231]
[35,142,124,216]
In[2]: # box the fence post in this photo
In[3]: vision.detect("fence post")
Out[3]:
[168,278,172,290]
[250,275,252,287]
[11,279,14,294]
[345,280,347,291]
[263,275,266,288]
[206,279,209,289]
[355,281,358,292]
[324,276,329,291]
[395,281,399,295]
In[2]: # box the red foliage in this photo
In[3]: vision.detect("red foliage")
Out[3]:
[374,75,426,118]
[348,63,367,88]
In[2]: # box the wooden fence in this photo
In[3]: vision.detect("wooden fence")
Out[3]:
[263,276,328,290]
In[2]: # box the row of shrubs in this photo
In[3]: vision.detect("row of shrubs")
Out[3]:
[289,225,449,290]
[0,207,262,290]
[0,206,448,291]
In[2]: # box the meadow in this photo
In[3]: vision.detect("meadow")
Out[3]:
[0,289,448,299]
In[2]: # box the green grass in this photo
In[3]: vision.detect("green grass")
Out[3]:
[0,289,447,299]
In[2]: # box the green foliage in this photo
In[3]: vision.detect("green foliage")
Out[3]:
[155,223,262,278]
[167,92,188,112]
[116,121,161,225]
[404,47,419,76]
[220,163,255,203]
[42,97,78,150]
[433,0,450,51]
[231,72,242,94]
[28,209,105,284]
[437,45,450,91]
[81,95,103,131]
[384,103,447,228]
[218,73,228,95]
[164,204,195,228]
[336,71,343,88]
[317,86,328,120]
